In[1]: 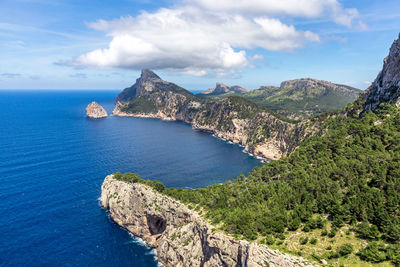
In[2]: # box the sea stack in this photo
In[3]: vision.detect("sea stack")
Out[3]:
[86,101,108,118]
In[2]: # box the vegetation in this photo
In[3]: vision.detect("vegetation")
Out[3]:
[199,80,361,119]
[115,72,398,265]
[160,102,400,265]
[113,172,165,193]
[121,96,157,113]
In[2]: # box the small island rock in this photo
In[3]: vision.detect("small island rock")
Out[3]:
[86,101,108,118]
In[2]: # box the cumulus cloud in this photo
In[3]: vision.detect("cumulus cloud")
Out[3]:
[62,0,362,76]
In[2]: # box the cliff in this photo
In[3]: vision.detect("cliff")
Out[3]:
[100,174,315,267]
[86,101,108,118]
[113,70,308,160]
[364,34,400,111]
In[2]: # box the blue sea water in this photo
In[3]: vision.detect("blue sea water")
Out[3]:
[0,90,261,266]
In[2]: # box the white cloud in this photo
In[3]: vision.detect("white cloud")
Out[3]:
[65,6,320,76]
[63,0,364,76]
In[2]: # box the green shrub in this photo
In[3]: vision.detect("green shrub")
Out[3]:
[310,238,318,245]
[337,243,354,256]
[299,237,308,245]
[357,242,387,262]
[264,235,275,245]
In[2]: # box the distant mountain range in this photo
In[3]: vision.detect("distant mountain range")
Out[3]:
[197,78,362,119]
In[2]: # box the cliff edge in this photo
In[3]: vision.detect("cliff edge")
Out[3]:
[100,175,315,267]
[364,33,400,111]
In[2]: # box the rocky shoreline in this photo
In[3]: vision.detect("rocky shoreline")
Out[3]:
[113,102,294,160]
[100,174,315,267]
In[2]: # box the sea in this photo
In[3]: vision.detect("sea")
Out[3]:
[0,90,262,266]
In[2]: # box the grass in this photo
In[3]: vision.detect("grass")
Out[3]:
[265,221,393,266]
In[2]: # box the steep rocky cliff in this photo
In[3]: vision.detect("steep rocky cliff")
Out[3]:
[86,101,108,118]
[364,34,400,111]
[113,70,308,160]
[101,175,315,267]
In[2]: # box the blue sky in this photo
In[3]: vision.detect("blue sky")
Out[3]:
[1,0,399,91]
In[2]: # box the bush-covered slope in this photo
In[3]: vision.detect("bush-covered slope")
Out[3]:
[245,79,361,119]
[163,102,400,265]
[199,79,361,119]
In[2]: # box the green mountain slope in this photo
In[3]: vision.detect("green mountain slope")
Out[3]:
[199,78,362,119]
[246,79,361,119]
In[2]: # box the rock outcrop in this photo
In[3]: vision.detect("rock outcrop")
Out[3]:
[101,175,315,267]
[364,33,400,111]
[86,101,108,118]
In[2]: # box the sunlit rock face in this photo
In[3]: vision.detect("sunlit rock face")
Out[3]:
[365,33,400,111]
[86,101,108,118]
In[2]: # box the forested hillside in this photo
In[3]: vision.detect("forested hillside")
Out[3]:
[164,101,400,265]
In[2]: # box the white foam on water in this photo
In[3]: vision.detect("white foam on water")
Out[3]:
[127,233,163,266]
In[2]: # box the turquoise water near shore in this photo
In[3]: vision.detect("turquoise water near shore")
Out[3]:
[0,90,261,266]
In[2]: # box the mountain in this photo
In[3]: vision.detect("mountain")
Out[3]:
[364,33,400,111]
[198,82,249,96]
[242,78,361,119]
[113,70,310,160]
[115,69,192,104]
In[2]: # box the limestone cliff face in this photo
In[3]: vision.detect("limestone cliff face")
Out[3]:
[101,175,315,267]
[364,33,400,111]
[113,70,308,160]
[86,101,108,118]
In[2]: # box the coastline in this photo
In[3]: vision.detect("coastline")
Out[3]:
[113,104,281,161]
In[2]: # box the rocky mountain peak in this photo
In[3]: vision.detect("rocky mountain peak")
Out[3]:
[364,33,400,111]
[115,69,191,104]
[140,69,161,81]
[214,82,231,93]
[199,82,248,95]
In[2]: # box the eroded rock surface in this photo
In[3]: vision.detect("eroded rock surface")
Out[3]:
[101,175,315,267]
[86,101,108,118]
[365,33,400,111]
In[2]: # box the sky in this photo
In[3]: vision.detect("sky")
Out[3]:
[0,0,400,91]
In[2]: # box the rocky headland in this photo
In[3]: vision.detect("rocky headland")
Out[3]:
[100,174,315,267]
[112,69,313,160]
[86,101,108,118]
